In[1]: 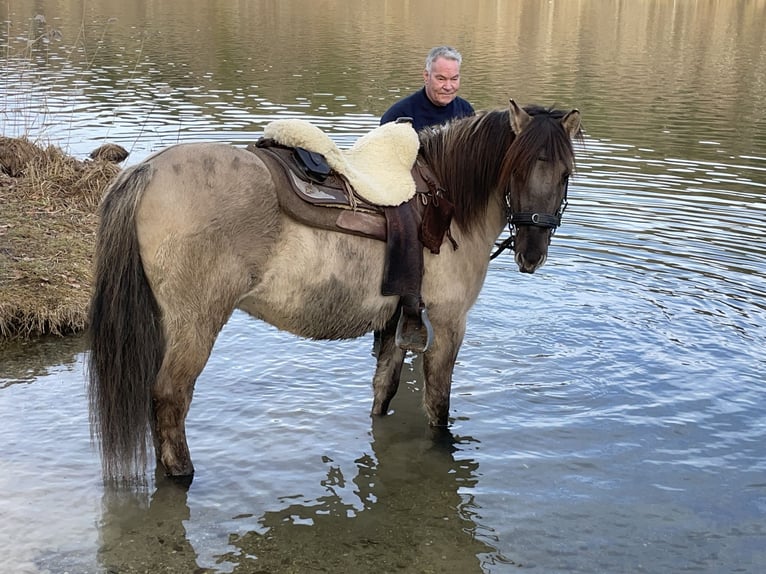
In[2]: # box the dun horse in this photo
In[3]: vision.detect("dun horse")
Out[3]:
[87,100,581,480]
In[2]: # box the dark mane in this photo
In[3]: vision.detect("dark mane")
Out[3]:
[419,109,512,232]
[419,106,578,232]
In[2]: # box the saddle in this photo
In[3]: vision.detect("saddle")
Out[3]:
[262,118,419,205]
[250,121,454,352]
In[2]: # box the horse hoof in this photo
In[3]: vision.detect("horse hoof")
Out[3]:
[163,471,194,488]
[158,456,195,483]
[168,474,194,488]
[154,467,194,489]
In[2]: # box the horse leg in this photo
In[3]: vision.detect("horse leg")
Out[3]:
[148,244,250,479]
[151,325,215,479]
[422,318,466,426]
[371,316,406,416]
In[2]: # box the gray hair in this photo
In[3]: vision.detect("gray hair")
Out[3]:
[425,46,463,73]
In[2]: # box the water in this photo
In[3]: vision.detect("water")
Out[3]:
[1,1,766,572]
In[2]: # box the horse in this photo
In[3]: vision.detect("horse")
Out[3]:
[87,99,582,481]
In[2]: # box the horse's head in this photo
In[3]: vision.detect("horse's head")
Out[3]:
[502,99,581,273]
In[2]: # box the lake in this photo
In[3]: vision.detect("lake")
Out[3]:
[1,1,765,573]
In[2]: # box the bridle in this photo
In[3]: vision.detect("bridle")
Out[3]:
[490,175,569,260]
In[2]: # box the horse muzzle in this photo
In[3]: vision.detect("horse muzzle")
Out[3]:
[515,251,548,273]
[512,223,554,273]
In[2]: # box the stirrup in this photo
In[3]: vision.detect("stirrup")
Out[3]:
[395,304,434,353]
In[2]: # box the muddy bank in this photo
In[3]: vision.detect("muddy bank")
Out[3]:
[0,138,126,340]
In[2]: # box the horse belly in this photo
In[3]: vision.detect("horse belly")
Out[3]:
[237,222,398,340]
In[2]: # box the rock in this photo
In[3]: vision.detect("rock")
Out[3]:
[89,143,129,163]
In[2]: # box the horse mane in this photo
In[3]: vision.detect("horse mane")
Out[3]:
[419,110,511,232]
[418,105,578,232]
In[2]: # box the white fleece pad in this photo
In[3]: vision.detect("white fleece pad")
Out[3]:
[263,119,419,206]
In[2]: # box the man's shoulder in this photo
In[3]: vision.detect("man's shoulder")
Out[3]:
[381,90,474,129]
[381,89,427,123]
[453,96,475,114]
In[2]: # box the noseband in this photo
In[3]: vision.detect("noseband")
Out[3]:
[490,176,569,260]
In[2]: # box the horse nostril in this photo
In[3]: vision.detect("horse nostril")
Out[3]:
[516,251,546,274]
[516,253,535,274]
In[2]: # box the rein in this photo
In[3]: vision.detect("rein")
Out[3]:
[490,176,569,260]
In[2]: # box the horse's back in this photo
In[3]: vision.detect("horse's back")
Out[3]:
[134,143,280,277]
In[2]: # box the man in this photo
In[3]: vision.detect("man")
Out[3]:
[380,46,475,131]
[374,47,474,354]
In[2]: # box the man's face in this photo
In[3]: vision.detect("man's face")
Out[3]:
[423,57,461,107]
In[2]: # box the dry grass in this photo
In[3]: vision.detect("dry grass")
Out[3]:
[0,137,125,340]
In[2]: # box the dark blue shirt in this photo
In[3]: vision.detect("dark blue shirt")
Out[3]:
[380,87,475,131]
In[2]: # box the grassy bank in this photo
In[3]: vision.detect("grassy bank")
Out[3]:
[0,137,125,340]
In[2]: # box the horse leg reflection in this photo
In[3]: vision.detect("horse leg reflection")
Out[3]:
[216,372,500,573]
[98,476,199,572]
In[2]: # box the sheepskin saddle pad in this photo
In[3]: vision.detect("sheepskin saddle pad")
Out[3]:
[262,119,420,206]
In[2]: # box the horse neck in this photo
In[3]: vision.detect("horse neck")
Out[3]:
[420,113,513,236]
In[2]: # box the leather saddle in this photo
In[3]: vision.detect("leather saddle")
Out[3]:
[252,139,386,240]
[250,138,455,352]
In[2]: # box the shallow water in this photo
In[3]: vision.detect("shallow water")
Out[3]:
[2,1,766,573]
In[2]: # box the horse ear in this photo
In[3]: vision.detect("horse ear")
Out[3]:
[509,99,531,135]
[561,109,582,139]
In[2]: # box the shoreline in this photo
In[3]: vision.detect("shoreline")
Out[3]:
[0,137,125,341]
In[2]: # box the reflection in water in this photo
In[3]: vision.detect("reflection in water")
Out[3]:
[0,335,87,386]
[96,372,507,574]
[98,473,208,574]
[219,392,503,573]
[3,0,765,161]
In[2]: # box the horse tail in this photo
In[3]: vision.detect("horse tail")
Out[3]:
[87,163,164,481]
